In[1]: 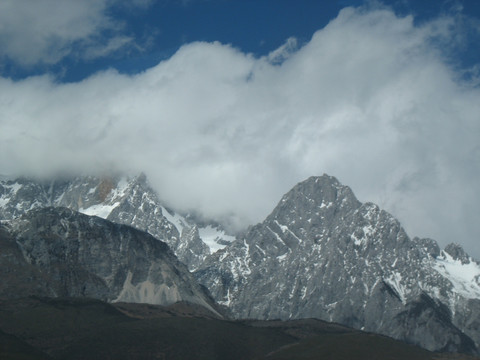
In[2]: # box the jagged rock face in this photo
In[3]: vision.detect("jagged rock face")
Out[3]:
[0,175,232,270]
[195,175,480,354]
[444,243,471,265]
[0,178,49,219]
[0,207,219,315]
[176,226,212,271]
[54,175,212,269]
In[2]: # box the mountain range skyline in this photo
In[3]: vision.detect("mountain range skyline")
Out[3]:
[1,172,479,355]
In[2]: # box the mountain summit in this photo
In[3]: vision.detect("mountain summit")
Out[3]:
[195,174,480,354]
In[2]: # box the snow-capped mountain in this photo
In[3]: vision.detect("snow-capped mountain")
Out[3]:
[0,174,234,270]
[195,175,480,354]
[2,173,480,354]
[0,207,220,315]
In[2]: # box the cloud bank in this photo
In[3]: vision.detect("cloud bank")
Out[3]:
[1,6,479,256]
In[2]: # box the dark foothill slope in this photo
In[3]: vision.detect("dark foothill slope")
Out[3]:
[1,297,474,360]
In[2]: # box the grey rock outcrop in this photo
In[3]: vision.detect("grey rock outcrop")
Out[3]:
[0,178,49,219]
[444,243,471,265]
[0,207,220,316]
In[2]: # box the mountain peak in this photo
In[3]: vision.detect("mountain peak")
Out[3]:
[444,243,471,264]
[134,172,148,184]
[195,174,480,354]
[271,174,361,222]
[295,174,356,199]
[308,173,339,183]
[302,174,342,189]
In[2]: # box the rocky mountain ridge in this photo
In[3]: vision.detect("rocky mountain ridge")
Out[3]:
[1,173,479,354]
[0,206,220,315]
[195,175,480,354]
[0,174,234,270]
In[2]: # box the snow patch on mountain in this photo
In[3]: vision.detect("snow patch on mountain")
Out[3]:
[384,271,407,303]
[198,225,235,253]
[77,177,129,218]
[433,251,480,299]
[4,182,22,194]
[80,202,120,218]
[114,177,130,196]
[160,206,187,235]
[0,196,9,208]
[0,182,22,207]
[320,201,333,208]
[160,207,234,254]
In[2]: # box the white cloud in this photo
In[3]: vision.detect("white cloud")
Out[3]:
[1,6,479,257]
[83,36,136,60]
[0,0,135,66]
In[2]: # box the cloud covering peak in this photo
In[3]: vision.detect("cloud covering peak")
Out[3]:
[1,5,479,256]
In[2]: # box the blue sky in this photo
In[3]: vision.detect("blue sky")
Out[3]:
[2,0,480,82]
[1,0,480,256]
